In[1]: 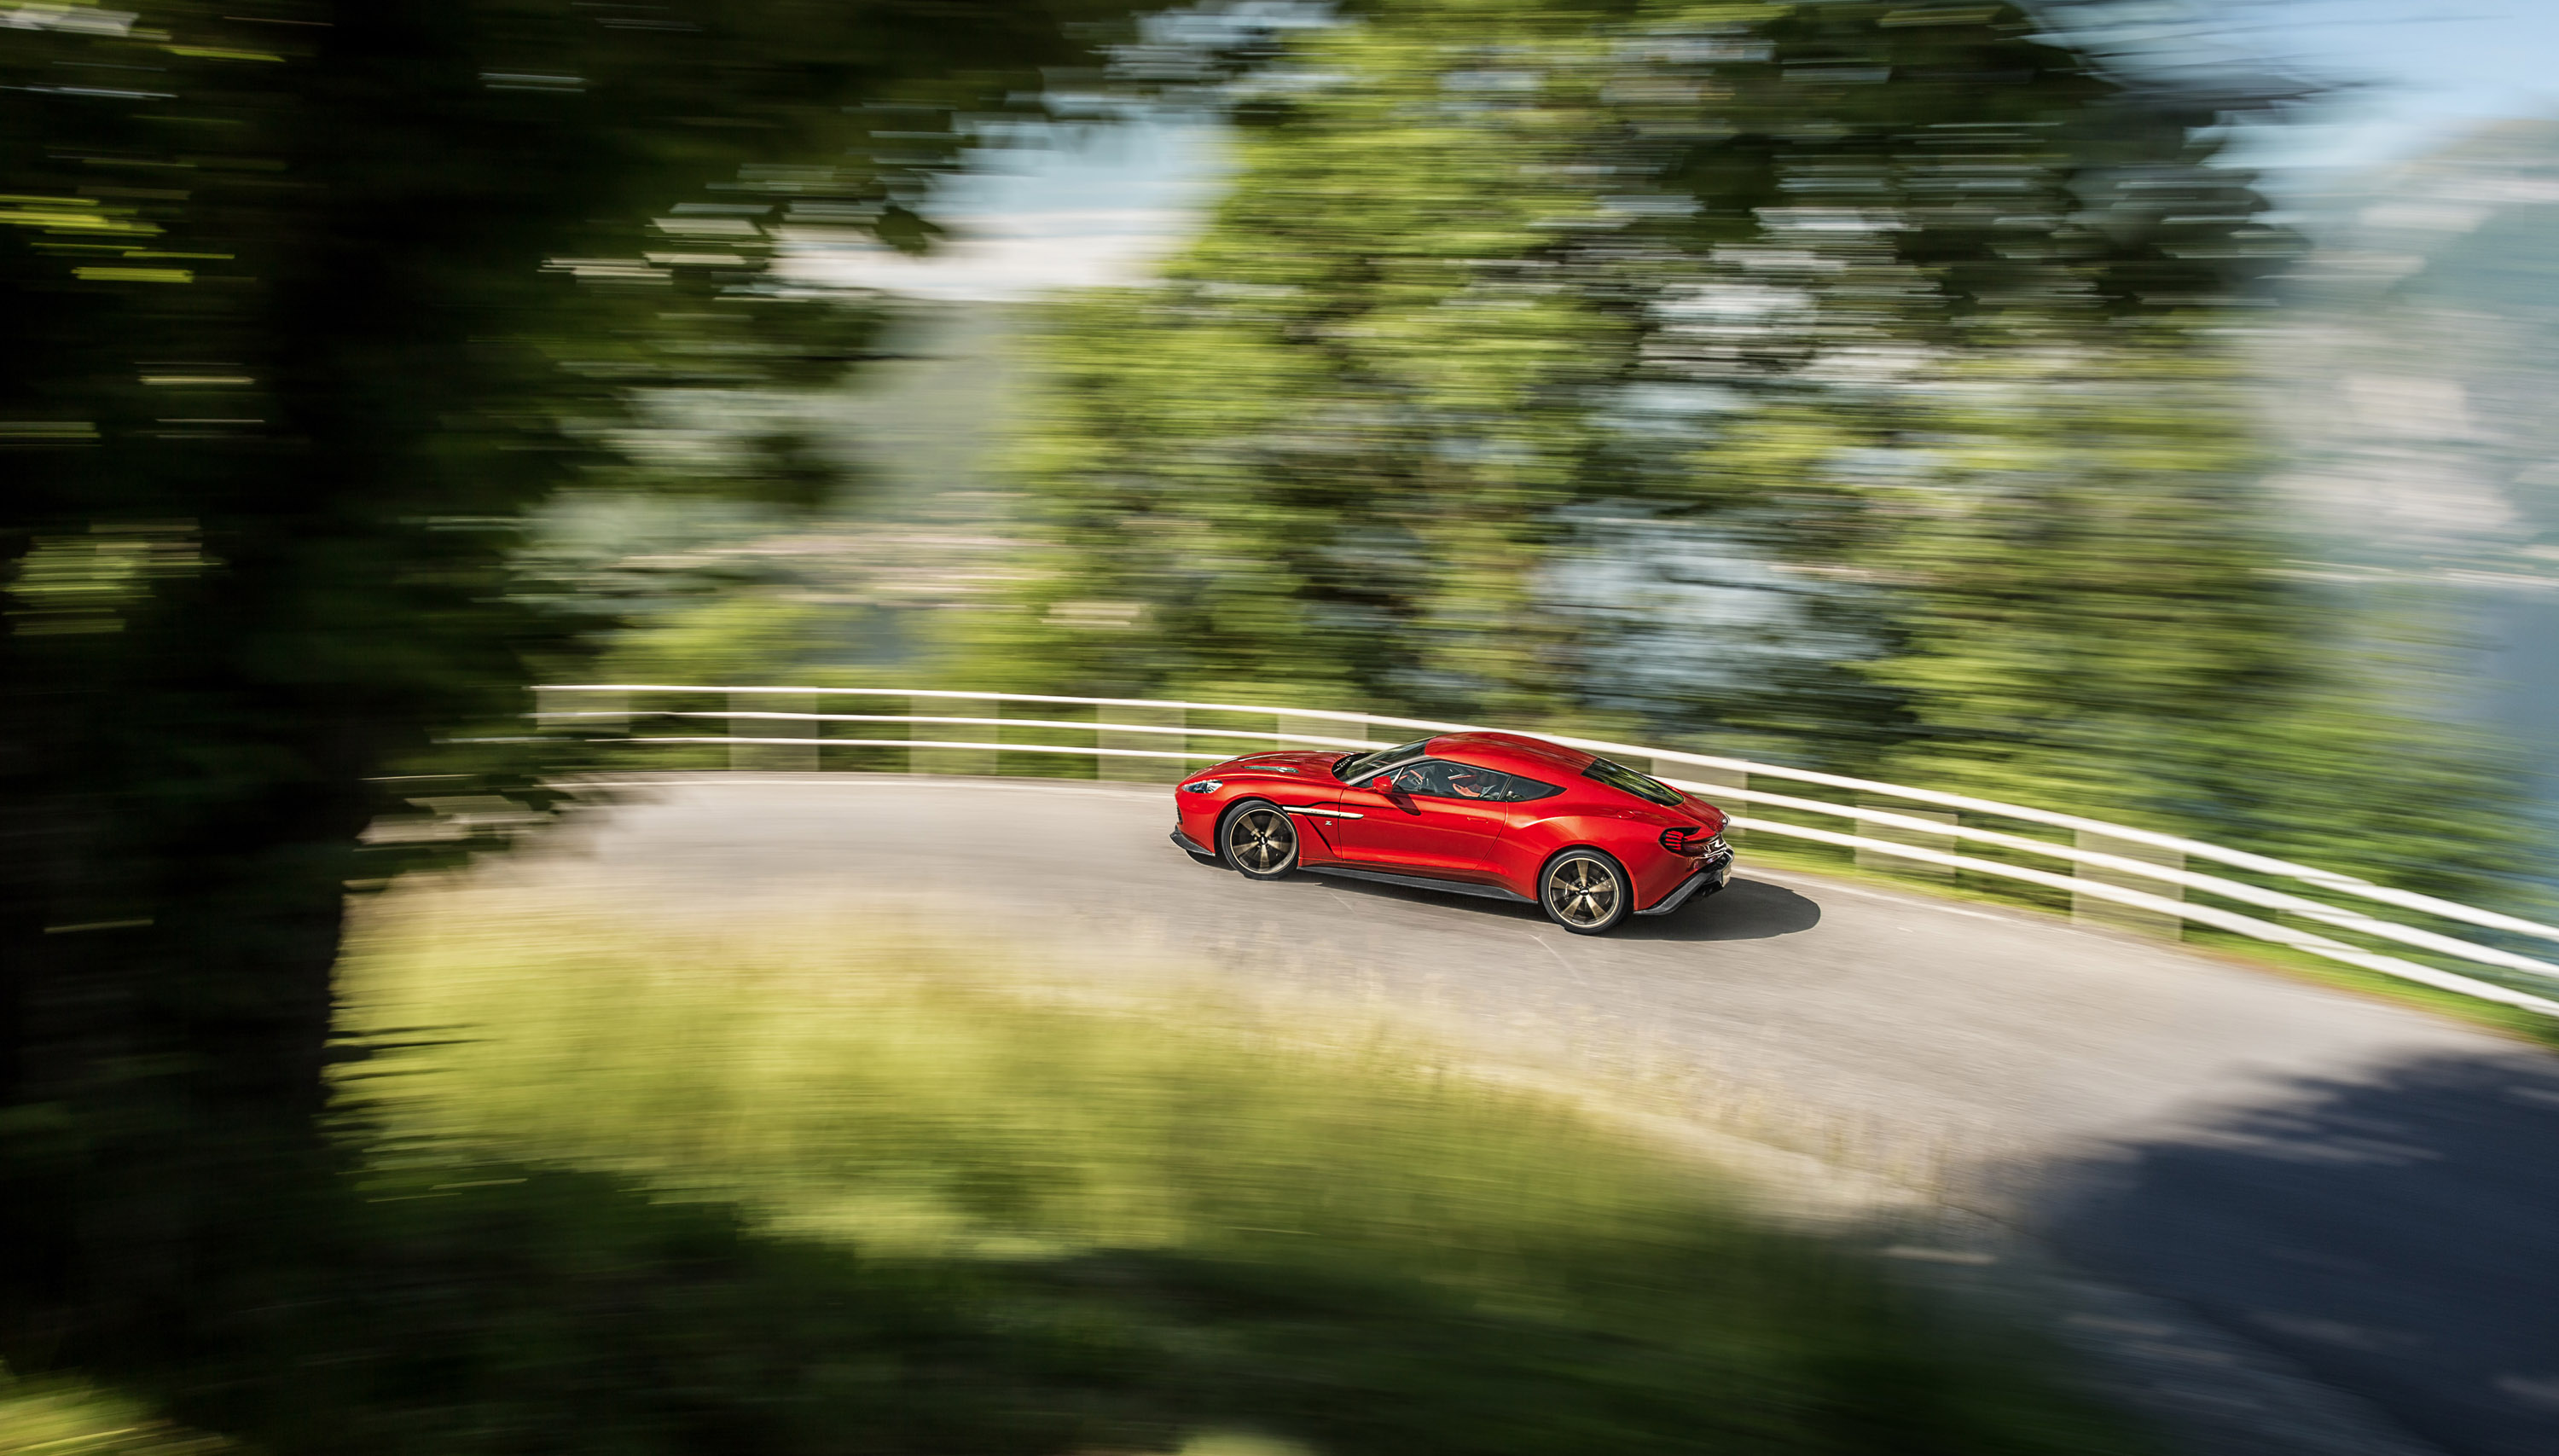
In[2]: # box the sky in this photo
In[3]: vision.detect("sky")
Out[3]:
[2216,0,2559,181]
[790,0,2559,300]
[786,112,1233,302]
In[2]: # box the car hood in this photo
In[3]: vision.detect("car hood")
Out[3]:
[1210,750,1343,780]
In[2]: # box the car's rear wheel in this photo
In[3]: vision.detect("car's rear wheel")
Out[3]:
[1221,801,1298,879]
[1541,850,1629,935]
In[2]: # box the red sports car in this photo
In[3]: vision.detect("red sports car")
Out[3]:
[1170,730,1733,935]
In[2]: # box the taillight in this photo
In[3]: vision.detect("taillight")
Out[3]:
[1660,825,1700,853]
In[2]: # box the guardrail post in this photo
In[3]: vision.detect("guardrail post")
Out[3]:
[731,691,815,772]
[910,697,996,777]
[1277,711,1342,756]
[1856,797,1955,880]
[537,687,624,738]
[2073,830,2183,938]
[1099,703,1183,783]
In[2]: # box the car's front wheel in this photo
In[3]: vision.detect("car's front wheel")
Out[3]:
[1541,849,1630,935]
[1221,801,1298,879]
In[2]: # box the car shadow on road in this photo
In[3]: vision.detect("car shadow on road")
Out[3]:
[2029,1048,2559,1456]
[1618,877,1822,942]
[1237,862,1823,942]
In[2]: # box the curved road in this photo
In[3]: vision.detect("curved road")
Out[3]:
[499,774,2559,1456]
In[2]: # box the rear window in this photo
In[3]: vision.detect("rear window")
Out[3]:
[1494,773,1564,803]
[1581,757,1682,808]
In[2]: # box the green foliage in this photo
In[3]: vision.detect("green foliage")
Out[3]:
[85,1167,1146,1456]
[131,889,2143,1456]
[1832,339,2297,805]
[0,0,1144,1366]
[0,1366,235,1454]
[990,0,2529,899]
[995,0,2300,716]
[989,7,1636,712]
[604,592,831,686]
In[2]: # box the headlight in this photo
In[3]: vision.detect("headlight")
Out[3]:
[1181,780,1222,794]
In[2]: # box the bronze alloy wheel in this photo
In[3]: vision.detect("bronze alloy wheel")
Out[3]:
[1223,801,1298,879]
[1541,850,1629,935]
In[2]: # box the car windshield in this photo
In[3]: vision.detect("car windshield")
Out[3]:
[1582,757,1683,808]
[1335,738,1432,781]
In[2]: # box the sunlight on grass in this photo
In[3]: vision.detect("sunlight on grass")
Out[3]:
[327,882,2155,1455]
[342,886,1738,1273]
[0,1369,232,1455]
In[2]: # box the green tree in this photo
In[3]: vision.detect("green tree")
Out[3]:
[994,0,2522,879]
[997,0,2298,715]
[0,0,1139,1342]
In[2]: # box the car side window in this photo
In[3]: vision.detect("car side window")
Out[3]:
[1390,760,1560,803]
[1371,762,1435,796]
[1416,761,1494,800]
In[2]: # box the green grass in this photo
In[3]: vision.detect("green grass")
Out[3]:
[340,890,1738,1267]
[12,885,2162,1455]
[0,1370,235,1454]
[270,885,2151,1456]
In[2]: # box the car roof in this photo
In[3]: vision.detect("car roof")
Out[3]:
[1426,731,1596,780]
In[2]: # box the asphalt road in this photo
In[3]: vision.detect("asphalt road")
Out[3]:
[495,774,2559,1456]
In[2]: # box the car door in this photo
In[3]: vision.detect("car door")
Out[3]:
[1331,758,1510,878]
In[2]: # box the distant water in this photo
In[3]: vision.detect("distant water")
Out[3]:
[2469,582,2559,862]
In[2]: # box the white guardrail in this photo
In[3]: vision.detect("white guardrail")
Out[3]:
[531,685,2559,1019]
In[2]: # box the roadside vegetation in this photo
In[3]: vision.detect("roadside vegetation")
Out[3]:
[0,1372,233,1455]
[3,887,2149,1455]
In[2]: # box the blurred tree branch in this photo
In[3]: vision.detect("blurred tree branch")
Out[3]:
[0,0,1142,1351]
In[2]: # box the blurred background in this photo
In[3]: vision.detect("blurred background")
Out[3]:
[518,0,2559,891]
[5,1,2557,1453]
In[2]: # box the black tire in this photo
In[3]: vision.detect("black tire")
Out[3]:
[1221,800,1299,879]
[1541,849,1630,935]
